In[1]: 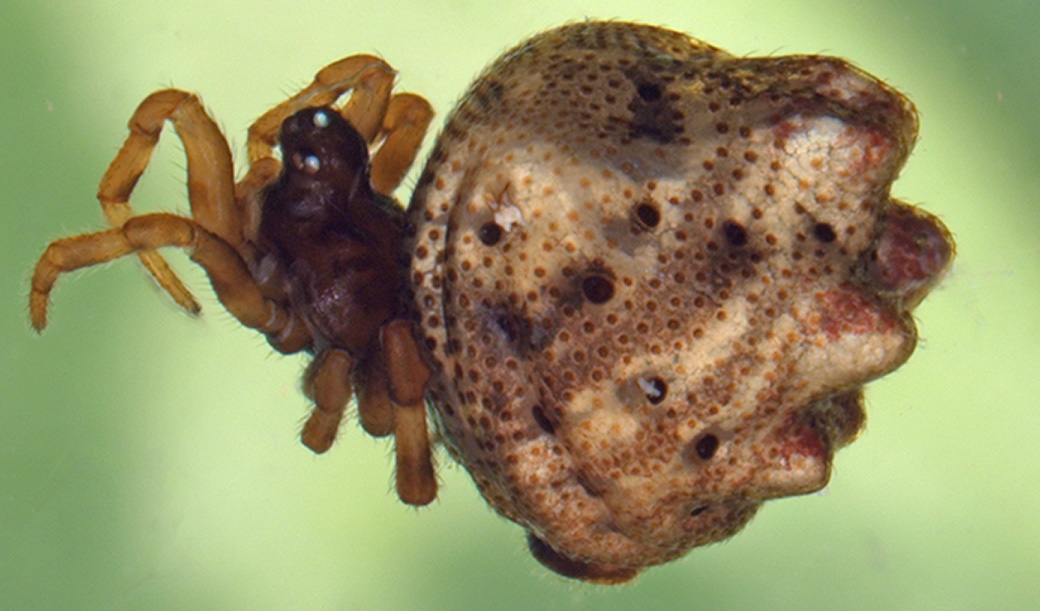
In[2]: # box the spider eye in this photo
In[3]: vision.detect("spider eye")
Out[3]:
[303,154,321,174]
[291,149,322,175]
[312,110,330,128]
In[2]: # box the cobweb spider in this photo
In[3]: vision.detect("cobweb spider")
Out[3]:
[29,55,439,505]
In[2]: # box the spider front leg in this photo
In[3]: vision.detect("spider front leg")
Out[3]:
[31,213,308,351]
[94,89,246,316]
[32,89,253,330]
[239,55,432,200]
[244,55,395,167]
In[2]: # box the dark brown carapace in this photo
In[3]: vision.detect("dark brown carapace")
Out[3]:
[29,56,438,506]
[261,107,410,357]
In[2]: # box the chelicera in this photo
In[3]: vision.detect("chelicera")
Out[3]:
[29,56,438,505]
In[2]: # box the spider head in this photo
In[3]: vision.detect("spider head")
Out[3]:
[268,107,372,222]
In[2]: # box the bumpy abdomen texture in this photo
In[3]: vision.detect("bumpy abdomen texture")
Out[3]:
[409,21,952,578]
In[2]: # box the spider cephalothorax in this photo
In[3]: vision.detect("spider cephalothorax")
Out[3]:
[30,56,437,505]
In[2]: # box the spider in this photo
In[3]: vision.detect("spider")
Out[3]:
[29,22,955,584]
[29,55,438,506]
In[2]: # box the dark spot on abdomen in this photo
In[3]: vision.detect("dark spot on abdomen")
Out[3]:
[624,61,684,144]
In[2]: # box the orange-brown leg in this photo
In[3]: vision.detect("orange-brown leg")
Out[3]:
[30,214,305,347]
[235,55,400,249]
[244,55,396,167]
[369,93,434,196]
[301,348,355,454]
[381,320,436,506]
[353,351,395,438]
[96,89,245,314]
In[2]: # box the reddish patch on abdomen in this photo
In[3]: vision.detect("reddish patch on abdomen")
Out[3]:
[840,126,892,177]
[815,288,895,341]
[871,205,954,304]
[777,412,828,462]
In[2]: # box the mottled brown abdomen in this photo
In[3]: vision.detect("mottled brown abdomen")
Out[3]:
[409,21,952,583]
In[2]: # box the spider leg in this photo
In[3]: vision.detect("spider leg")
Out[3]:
[335,59,395,143]
[31,213,307,351]
[381,320,436,506]
[369,93,434,196]
[302,348,355,454]
[97,90,244,314]
[354,350,395,438]
[233,156,280,248]
[245,55,396,166]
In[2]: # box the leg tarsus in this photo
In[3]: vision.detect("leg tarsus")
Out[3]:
[95,88,240,314]
[354,352,395,437]
[370,94,434,196]
[380,320,436,505]
[246,55,395,164]
[30,228,135,331]
[336,61,394,143]
[381,320,430,406]
[301,348,355,454]
[137,251,201,314]
[30,213,301,342]
[393,401,437,506]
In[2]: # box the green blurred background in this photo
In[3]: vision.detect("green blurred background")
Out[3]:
[2,1,1037,609]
